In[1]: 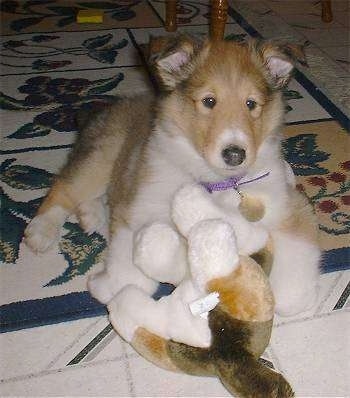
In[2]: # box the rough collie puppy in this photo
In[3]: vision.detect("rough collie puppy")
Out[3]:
[24,35,320,316]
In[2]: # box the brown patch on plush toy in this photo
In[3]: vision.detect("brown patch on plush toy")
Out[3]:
[207,256,274,322]
[132,327,178,372]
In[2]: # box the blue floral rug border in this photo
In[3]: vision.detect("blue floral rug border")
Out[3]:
[0,248,348,333]
[0,283,177,333]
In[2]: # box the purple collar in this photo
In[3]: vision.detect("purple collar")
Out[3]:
[201,172,270,193]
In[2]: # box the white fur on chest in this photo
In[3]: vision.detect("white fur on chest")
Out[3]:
[128,128,216,230]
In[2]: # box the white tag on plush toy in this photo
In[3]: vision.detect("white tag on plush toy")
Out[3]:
[189,292,220,319]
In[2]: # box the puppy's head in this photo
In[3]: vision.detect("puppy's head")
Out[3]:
[150,34,306,176]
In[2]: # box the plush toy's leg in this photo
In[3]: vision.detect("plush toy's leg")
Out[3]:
[172,184,268,255]
[187,219,239,291]
[88,226,158,304]
[133,222,188,285]
[270,231,320,316]
[217,354,294,397]
[108,282,211,348]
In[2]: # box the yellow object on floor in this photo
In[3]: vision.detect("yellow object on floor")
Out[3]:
[77,9,103,23]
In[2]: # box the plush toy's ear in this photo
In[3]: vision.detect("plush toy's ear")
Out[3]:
[250,39,308,88]
[148,34,207,90]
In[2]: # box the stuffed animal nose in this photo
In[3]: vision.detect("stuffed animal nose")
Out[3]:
[221,145,246,166]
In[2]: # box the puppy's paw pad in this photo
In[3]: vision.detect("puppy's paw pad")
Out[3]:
[24,215,61,253]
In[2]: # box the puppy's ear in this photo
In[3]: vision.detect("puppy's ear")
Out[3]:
[250,39,308,88]
[148,34,206,90]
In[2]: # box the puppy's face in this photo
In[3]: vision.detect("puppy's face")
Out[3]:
[151,35,306,177]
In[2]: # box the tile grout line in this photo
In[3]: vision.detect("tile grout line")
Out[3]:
[66,323,114,366]
[0,353,138,385]
[333,280,350,310]
[314,272,345,314]
[121,342,136,397]
[274,307,350,329]
[46,317,103,370]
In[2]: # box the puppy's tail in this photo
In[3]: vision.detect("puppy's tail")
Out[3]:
[217,354,294,398]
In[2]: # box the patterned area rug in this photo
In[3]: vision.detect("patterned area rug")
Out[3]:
[1,0,349,333]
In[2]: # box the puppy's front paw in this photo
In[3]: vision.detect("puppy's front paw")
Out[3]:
[77,198,106,235]
[275,285,319,317]
[25,214,62,253]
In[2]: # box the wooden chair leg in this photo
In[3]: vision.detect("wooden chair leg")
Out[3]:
[210,0,228,41]
[165,0,177,32]
[321,0,333,23]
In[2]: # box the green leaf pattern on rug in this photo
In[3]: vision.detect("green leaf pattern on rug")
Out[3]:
[0,158,54,190]
[46,222,106,286]
[0,187,42,263]
[7,122,52,139]
[282,133,330,176]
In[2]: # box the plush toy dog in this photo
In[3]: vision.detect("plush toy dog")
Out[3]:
[107,184,294,397]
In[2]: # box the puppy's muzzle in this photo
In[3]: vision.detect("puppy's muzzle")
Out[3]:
[221,145,246,166]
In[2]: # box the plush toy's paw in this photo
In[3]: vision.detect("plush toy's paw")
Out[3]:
[172,183,224,237]
[88,271,115,305]
[108,285,150,342]
[77,198,106,234]
[133,223,187,284]
[188,219,239,290]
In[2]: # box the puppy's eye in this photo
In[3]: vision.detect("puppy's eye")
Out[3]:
[202,97,216,109]
[246,99,257,110]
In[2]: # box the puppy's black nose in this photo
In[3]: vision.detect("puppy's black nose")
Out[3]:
[221,145,246,166]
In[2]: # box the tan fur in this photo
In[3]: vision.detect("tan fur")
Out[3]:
[280,189,319,243]
[207,256,274,322]
[35,95,154,232]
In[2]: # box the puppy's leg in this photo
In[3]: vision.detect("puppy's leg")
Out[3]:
[77,196,107,235]
[25,108,124,252]
[25,164,109,253]
[270,191,321,316]
[133,222,188,285]
[88,226,158,304]
[270,232,320,316]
